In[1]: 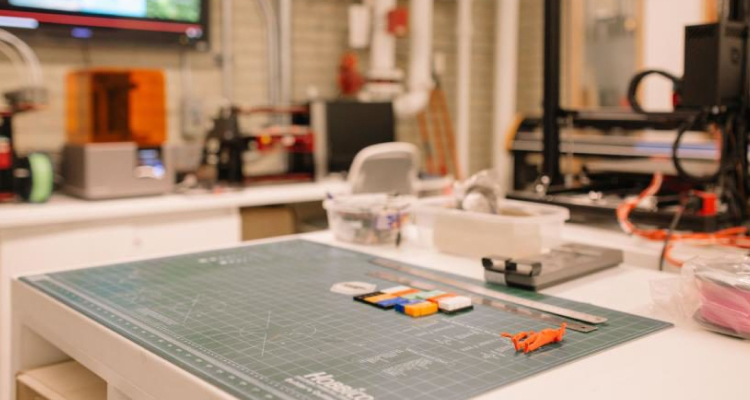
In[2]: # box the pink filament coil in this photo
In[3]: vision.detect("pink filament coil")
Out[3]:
[696,277,750,336]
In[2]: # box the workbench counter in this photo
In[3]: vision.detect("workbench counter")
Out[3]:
[9,231,749,400]
[0,181,351,230]
[0,178,460,398]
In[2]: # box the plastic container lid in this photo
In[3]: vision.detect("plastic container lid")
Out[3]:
[413,196,570,258]
[415,196,570,225]
[324,194,416,214]
[324,194,416,245]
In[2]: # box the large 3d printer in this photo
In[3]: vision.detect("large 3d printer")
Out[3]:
[510,0,750,239]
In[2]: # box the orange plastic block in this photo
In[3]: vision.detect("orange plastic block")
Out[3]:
[427,293,456,304]
[501,323,567,354]
[404,302,439,318]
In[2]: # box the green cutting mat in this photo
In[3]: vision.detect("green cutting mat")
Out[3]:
[22,239,671,400]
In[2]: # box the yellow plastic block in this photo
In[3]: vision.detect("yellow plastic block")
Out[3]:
[404,302,439,318]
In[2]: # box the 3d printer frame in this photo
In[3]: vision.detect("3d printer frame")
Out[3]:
[529,0,750,226]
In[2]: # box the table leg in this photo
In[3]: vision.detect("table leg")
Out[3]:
[9,320,68,399]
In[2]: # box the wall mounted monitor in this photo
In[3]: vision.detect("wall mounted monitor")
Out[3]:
[0,0,209,48]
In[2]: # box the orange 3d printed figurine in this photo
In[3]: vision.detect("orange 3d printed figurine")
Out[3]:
[502,323,567,354]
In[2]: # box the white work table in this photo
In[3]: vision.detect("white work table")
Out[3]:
[0,178,458,398]
[10,231,749,400]
[0,181,354,398]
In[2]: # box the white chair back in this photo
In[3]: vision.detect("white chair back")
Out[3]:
[348,142,420,195]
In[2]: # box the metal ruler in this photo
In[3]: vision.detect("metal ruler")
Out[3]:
[469,296,597,333]
[370,258,608,325]
[367,270,597,333]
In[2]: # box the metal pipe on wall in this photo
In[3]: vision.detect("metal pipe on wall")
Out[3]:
[542,0,562,184]
[279,0,293,107]
[256,0,281,107]
[369,0,399,81]
[492,0,519,192]
[393,0,434,118]
[221,0,234,102]
[456,0,473,178]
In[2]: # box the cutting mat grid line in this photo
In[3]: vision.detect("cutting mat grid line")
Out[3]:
[22,239,671,400]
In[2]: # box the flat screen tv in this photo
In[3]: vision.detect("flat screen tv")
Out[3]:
[0,0,209,47]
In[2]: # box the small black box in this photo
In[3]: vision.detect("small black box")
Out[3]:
[682,22,746,108]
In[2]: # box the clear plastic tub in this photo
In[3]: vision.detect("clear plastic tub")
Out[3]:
[414,196,570,258]
[324,194,416,245]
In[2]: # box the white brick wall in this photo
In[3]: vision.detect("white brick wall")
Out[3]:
[396,0,497,175]
[516,0,574,114]
[4,0,497,174]
[517,0,543,114]
[468,0,496,174]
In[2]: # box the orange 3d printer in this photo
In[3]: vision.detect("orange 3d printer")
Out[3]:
[63,68,175,199]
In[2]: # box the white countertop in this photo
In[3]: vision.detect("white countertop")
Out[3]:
[0,177,453,230]
[305,232,749,400]
[12,231,749,400]
[1,178,732,276]
[0,181,350,230]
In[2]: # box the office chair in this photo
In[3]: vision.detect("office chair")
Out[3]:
[348,142,420,195]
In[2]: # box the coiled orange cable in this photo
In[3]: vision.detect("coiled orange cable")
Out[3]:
[616,172,748,266]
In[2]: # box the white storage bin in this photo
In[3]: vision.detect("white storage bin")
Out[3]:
[414,196,570,258]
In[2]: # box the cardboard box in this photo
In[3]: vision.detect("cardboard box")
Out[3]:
[241,206,297,241]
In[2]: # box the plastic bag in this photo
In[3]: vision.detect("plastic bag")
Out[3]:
[454,169,505,214]
[651,255,750,339]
